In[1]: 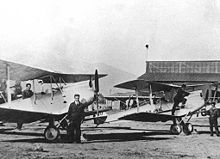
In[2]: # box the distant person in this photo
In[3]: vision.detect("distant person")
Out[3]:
[13,80,22,99]
[126,97,133,109]
[131,100,137,108]
[208,102,220,136]
[0,79,7,102]
[39,80,46,94]
[171,84,190,123]
[67,93,97,143]
[22,83,33,99]
[152,94,159,105]
[160,91,168,103]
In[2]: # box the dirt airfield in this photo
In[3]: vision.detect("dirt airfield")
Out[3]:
[0,117,219,159]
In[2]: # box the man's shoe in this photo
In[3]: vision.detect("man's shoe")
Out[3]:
[210,134,214,136]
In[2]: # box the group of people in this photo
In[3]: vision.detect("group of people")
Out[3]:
[171,84,220,137]
[0,79,34,103]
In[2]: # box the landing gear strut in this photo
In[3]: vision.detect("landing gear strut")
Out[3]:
[170,115,194,135]
[44,118,60,142]
[182,123,194,135]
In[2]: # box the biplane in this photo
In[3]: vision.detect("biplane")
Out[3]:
[105,79,220,135]
[0,59,110,141]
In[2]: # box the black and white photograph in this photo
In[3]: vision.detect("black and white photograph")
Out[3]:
[0,0,220,158]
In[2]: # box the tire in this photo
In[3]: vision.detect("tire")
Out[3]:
[186,123,194,133]
[170,124,182,135]
[44,125,60,142]
[183,124,191,135]
[201,109,207,116]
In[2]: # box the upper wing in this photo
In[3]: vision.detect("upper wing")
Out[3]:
[114,80,179,92]
[114,79,207,92]
[0,59,107,83]
[114,79,150,91]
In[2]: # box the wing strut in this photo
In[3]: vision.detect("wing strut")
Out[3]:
[6,64,11,104]
[135,88,139,113]
[149,84,153,105]
[33,79,36,104]
[50,75,54,103]
[95,70,99,115]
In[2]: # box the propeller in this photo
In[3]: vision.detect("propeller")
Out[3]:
[94,69,99,93]
[94,69,99,115]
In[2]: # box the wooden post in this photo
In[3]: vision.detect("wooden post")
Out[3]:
[135,88,139,113]
[32,79,36,104]
[6,64,11,104]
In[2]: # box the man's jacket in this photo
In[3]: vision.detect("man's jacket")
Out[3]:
[68,98,94,123]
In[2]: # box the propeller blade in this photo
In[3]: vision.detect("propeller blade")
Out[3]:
[95,69,99,93]
[89,76,93,88]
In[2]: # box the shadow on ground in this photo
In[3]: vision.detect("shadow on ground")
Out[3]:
[0,124,212,143]
[0,127,172,144]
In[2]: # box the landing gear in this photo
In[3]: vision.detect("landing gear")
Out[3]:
[170,124,182,135]
[182,123,193,135]
[186,123,193,132]
[44,125,60,142]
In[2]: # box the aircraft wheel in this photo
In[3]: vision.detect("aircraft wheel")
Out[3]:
[183,124,191,135]
[44,126,60,142]
[170,124,182,135]
[201,109,207,116]
[186,123,194,133]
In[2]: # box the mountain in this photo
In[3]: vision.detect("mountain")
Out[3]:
[91,63,137,95]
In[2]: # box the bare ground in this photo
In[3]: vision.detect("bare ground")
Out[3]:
[0,117,219,159]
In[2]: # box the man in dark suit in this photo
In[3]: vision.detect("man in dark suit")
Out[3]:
[171,84,190,125]
[67,93,97,143]
[171,84,190,116]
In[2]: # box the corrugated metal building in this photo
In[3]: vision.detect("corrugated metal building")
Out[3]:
[138,61,220,82]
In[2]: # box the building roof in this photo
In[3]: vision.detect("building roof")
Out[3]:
[138,73,220,83]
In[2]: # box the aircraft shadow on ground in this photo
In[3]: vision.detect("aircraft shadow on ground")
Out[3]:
[0,128,172,144]
[84,126,171,133]
[0,124,213,143]
[0,128,42,137]
[83,131,171,144]
[194,130,214,135]
[1,132,171,144]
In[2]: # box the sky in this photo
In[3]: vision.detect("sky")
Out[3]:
[0,0,220,75]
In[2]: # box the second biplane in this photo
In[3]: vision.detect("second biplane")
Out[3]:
[105,79,219,135]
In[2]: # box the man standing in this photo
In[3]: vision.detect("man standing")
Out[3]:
[208,102,220,136]
[171,84,190,116]
[67,94,97,143]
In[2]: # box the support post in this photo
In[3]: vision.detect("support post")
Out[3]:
[135,88,139,113]
[50,75,53,104]
[6,64,11,104]
[32,79,36,104]
[149,84,153,105]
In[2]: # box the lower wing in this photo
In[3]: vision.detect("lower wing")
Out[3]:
[118,112,182,122]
